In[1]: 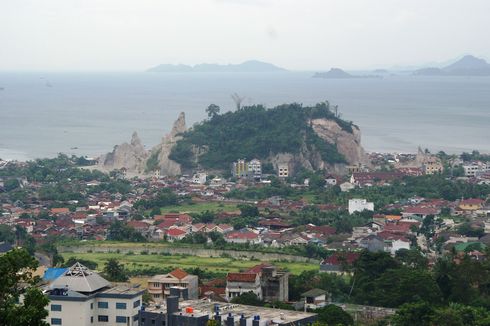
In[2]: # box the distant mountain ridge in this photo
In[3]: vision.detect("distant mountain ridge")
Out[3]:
[414,55,490,76]
[147,60,286,73]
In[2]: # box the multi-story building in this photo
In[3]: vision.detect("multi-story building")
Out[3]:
[45,262,144,326]
[232,159,248,178]
[422,157,444,175]
[147,268,198,301]
[232,159,262,180]
[247,159,262,179]
[463,162,489,177]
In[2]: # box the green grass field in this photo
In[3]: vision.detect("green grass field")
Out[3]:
[159,201,239,214]
[60,252,318,275]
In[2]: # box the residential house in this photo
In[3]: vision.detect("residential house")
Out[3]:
[458,198,485,212]
[225,230,261,244]
[165,228,187,242]
[301,289,328,310]
[320,252,360,274]
[226,273,262,300]
[147,268,199,301]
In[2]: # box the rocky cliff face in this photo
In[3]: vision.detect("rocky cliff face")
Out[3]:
[99,132,149,173]
[151,112,186,176]
[267,119,366,175]
[99,113,186,176]
[310,118,365,164]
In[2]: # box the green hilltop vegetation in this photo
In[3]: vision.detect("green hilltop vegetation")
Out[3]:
[169,102,355,170]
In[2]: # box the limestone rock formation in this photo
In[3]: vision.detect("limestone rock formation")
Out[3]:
[99,131,149,173]
[151,112,186,176]
[310,118,365,165]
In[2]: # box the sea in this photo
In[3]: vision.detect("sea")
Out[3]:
[0,71,489,161]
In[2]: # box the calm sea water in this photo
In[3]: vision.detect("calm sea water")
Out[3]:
[0,72,489,161]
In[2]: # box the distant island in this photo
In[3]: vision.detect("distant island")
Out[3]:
[313,68,380,79]
[147,60,287,73]
[413,55,490,76]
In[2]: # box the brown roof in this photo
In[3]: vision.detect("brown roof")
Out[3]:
[226,273,257,283]
[51,207,70,214]
[169,268,188,280]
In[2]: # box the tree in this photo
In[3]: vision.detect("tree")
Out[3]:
[0,224,15,243]
[391,301,434,326]
[315,304,354,326]
[107,221,146,242]
[231,292,264,306]
[0,248,49,326]
[238,204,259,217]
[4,178,20,192]
[206,104,220,118]
[103,259,128,282]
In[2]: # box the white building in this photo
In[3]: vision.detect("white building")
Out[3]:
[226,273,262,301]
[463,163,489,177]
[247,159,262,179]
[45,262,144,326]
[348,198,374,215]
[277,163,289,178]
[192,172,207,184]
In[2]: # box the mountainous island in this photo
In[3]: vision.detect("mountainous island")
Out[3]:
[147,60,287,73]
[313,68,380,79]
[99,102,366,176]
[413,55,490,76]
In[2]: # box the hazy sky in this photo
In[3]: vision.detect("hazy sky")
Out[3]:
[1,0,489,71]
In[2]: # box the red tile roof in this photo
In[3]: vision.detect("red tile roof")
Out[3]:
[166,228,186,236]
[322,252,360,266]
[50,208,70,214]
[169,268,188,279]
[226,231,258,240]
[226,273,257,283]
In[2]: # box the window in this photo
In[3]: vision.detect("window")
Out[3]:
[91,316,93,323]
[98,302,109,309]
[116,302,127,309]
[51,304,62,311]
[98,315,109,322]
[51,318,62,325]
[90,303,93,310]
[151,319,156,325]
[116,316,127,323]
[133,300,141,308]
[154,294,160,298]
[133,315,139,322]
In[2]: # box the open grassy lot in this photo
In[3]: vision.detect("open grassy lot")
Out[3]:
[159,201,239,214]
[60,252,318,276]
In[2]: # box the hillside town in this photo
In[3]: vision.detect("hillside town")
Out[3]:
[1,149,490,325]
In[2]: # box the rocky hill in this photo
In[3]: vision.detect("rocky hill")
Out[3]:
[99,102,366,176]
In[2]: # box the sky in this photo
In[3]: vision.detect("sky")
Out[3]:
[1,0,489,71]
